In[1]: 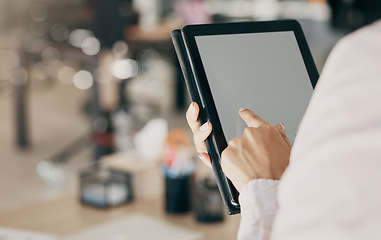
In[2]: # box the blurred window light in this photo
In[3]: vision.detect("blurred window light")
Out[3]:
[111,59,138,80]
[30,3,48,22]
[112,41,129,58]
[81,37,101,56]
[11,0,30,12]
[42,47,60,65]
[68,29,94,48]
[29,21,49,36]
[50,24,69,42]
[73,70,93,90]
[10,67,28,87]
[58,66,75,85]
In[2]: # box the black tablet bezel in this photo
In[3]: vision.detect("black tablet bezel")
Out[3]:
[180,20,319,215]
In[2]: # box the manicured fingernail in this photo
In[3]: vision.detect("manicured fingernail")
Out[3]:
[279,122,285,132]
[188,102,195,112]
[239,108,247,112]
[200,122,209,131]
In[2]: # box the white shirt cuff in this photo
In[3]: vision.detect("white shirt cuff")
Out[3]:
[238,179,280,240]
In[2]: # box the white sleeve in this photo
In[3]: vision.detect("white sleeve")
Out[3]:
[271,20,381,240]
[238,179,279,240]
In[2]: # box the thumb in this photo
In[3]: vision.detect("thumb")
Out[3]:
[239,108,267,128]
[275,122,292,148]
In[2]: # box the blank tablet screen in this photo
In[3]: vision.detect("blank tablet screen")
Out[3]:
[195,31,313,143]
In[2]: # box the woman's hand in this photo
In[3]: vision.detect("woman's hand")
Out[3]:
[186,102,291,192]
[221,108,291,192]
[185,102,213,168]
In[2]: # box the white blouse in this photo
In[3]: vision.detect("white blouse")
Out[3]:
[238,20,381,240]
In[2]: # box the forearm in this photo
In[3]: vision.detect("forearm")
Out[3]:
[238,179,279,240]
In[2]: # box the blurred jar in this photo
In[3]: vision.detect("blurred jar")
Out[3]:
[194,177,224,223]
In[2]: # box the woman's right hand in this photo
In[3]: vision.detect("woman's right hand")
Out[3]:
[186,102,291,174]
[185,102,213,168]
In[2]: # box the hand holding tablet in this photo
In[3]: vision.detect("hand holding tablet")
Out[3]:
[172,20,319,215]
[187,104,292,192]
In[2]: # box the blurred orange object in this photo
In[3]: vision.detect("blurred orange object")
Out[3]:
[161,128,194,178]
[165,128,191,149]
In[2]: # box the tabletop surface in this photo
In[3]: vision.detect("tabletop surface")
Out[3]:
[0,194,240,240]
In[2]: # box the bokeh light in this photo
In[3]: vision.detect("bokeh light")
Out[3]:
[50,24,69,42]
[42,47,60,65]
[73,70,93,90]
[112,41,129,58]
[81,37,101,56]
[68,29,94,48]
[111,59,138,80]
[58,66,75,85]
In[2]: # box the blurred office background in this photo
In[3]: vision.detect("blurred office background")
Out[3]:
[0,0,346,239]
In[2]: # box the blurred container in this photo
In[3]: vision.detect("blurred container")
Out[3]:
[165,174,192,214]
[80,167,133,208]
[194,178,224,223]
[101,150,164,200]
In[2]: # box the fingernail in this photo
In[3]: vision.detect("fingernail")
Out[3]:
[239,107,247,112]
[200,122,209,131]
[198,153,203,161]
[279,122,285,132]
[188,102,195,112]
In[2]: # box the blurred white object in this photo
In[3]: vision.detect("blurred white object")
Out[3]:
[0,227,57,240]
[62,212,203,240]
[134,118,168,162]
[81,37,101,56]
[133,0,160,31]
[68,29,94,48]
[207,0,329,22]
[111,59,138,80]
[81,183,128,207]
[36,161,67,189]
[252,0,281,20]
[73,70,93,90]
[112,109,135,152]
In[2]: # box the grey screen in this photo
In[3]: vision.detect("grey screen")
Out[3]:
[195,31,313,143]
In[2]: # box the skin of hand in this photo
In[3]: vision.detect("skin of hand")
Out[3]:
[186,102,291,192]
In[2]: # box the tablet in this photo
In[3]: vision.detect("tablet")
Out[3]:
[172,20,319,215]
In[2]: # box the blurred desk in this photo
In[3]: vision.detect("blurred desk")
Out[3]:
[0,194,240,240]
